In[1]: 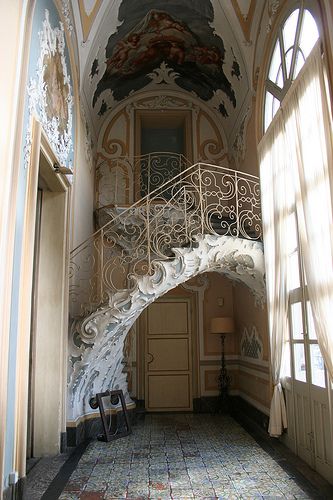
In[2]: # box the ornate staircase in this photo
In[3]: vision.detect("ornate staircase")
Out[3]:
[68,159,265,422]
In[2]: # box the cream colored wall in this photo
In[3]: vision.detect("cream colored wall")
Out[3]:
[233,282,270,414]
[200,272,237,397]
[0,0,27,491]
[70,111,95,250]
[130,272,270,408]
[33,190,68,455]
[235,104,259,177]
[131,272,270,405]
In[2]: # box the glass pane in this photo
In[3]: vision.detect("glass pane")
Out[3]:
[264,91,274,131]
[282,341,291,378]
[293,48,305,79]
[272,96,280,118]
[294,343,306,382]
[283,9,299,52]
[285,48,293,78]
[288,251,300,291]
[268,39,282,85]
[299,10,319,59]
[306,301,317,339]
[291,302,303,339]
[310,344,326,387]
[283,10,299,76]
[276,66,283,87]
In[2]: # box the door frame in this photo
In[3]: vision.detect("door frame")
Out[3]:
[138,294,198,411]
[14,119,71,474]
[134,110,193,200]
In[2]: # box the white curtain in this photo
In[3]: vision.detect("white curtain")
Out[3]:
[283,44,333,380]
[258,42,333,436]
[258,112,290,437]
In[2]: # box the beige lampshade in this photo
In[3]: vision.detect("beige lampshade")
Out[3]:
[210,317,234,334]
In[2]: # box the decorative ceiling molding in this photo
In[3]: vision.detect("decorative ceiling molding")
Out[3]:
[231,0,256,43]
[78,0,103,42]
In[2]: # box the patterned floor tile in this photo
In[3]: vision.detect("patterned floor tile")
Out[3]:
[25,414,333,499]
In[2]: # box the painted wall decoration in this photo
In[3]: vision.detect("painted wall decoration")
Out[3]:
[93,1,237,115]
[27,10,73,169]
[241,326,263,360]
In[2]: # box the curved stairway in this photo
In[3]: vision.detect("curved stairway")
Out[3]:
[68,160,265,422]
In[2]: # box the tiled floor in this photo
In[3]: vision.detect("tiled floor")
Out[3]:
[29,413,329,500]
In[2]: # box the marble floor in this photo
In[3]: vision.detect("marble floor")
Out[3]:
[25,414,333,500]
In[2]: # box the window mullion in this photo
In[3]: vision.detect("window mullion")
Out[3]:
[279,29,288,85]
[265,79,284,101]
[290,7,304,80]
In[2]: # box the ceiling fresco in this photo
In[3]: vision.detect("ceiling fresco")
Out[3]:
[71,0,272,150]
[92,3,238,112]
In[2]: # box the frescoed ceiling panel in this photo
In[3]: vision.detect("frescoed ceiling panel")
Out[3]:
[70,0,266,150]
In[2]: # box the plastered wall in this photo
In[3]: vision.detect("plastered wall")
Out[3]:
[128,271,270,413]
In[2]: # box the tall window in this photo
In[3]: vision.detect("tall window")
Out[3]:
[264,7,319,131]
[286,212,327,389]
[259,4,333,441]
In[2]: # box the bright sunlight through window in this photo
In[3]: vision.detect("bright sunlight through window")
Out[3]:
[264,8,319,131]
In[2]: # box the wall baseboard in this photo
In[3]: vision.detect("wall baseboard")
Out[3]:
[67,407,137,446]
[231,395,269,434]
[3,476,26,500]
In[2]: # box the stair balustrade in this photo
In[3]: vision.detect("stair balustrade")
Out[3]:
[69,161,262,318]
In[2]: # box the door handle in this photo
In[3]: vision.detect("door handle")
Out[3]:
[147,352,154,364]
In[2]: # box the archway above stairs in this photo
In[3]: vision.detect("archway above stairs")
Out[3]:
[68,233,265,422]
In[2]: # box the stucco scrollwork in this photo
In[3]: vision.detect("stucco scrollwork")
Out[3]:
[67,234,265,421]
[26,10,73,169]
[148,61,180,84]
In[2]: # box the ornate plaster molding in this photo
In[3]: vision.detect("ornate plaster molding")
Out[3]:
[25,10,73,169]
[62,0,74,35]
[147,62,180,85]
[267,0,280,33]
[68,234,265,421]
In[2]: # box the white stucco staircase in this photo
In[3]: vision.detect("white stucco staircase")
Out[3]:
[68,160,265,422]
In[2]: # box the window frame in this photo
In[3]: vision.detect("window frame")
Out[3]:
[263,3,320,133]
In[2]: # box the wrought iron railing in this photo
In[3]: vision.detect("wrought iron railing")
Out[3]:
[96,152,191,207]
[70,162,262,318]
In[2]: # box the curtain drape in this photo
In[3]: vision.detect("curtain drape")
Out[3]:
[258,112,291,437]
[283,44,333,380]
[258,42,333,436]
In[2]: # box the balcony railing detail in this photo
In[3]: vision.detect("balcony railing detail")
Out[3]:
[96,152,191,207]
[70,161,262,318]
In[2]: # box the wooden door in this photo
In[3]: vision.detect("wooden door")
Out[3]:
[145,298,192,411]
[285,295,333,483]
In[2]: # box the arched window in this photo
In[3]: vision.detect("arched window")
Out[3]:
[264,7,319,131]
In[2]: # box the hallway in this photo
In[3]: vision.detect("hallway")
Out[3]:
[25,414,333,499]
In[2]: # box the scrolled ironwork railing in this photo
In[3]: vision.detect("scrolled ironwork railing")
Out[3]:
[70,162,262,318]
[96,152,191,207]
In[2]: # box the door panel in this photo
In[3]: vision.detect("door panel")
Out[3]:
[148,302,189,335]
[145,298,192,411]
[147,374,191,409]
[294,386,313,465]
[286,292,333,484]
[311,386,333,480]
[147,338,189,371]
